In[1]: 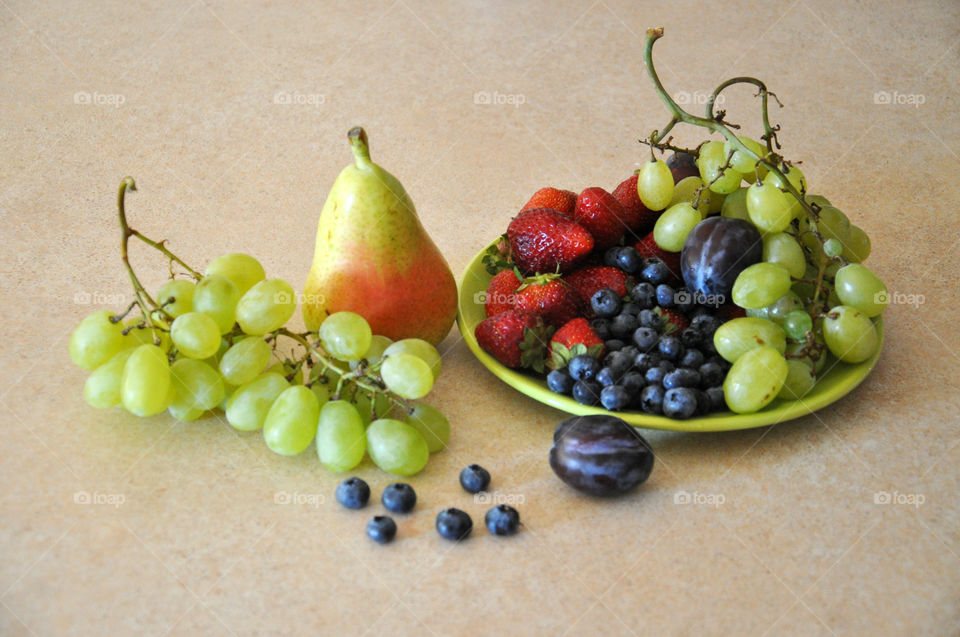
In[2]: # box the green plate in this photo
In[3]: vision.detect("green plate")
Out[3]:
[457,241,884,432]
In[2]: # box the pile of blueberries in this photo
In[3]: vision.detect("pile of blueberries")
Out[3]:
[335,464,521,544]
[546,249,732,419]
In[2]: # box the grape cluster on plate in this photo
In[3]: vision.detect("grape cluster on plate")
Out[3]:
[70,178,450,476]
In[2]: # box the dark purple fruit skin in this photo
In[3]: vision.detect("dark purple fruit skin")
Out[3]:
[666,151,699,183]
[681,217,763,301]
[549,415,654,496]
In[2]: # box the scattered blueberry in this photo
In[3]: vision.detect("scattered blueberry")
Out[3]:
[568,355,600,381]
[641,258,671,285]
[680,327,704,348]
[615,247,641,273]
[604,339,626,352]
[436,508,473,541]
[640,384,665,414]
[459,464,491,494]
[600,385,631,411]
[336,477,370,510]
[381,483,417,513]
[547,369,574,394]
[572,380,601,405]
[366,515,397,544]
[638,309,663,330]
[485,504,521,536]
[622,371,646,395]
[591,288,622,318]
[633,327,658,351]
[604,246,623,268]
[610,313,639,340]
[662,388,698,419]
[656,284,675,308]
[706,386,726,410]
[596,367,617,387]
[633,351,660,373]
[631,282,657,309]
[645,365,667,386]
[621,302,643,316]
[618,345,639,359]
[663,368,701,389]
[693,389,712,416]
[680,348,705,369]
[691,314,721,336]
[590,318,612,340]
[698,361,724,387]
[605,351,633,377]
[658,335,684,361]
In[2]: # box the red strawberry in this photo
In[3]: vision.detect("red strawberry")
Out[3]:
[474,310,549,371]
[548,318,605,370]
[521,187,577,216]
[612,174,659,234]
[563,266,629,315]
[634,231,682,282]
[484,269,521,317]
[513,274,581,328]
[507,207,594,275]
[574,187,630,249]
[656,307,689,334]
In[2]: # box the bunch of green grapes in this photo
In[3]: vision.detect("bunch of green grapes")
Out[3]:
[69,178,450,476]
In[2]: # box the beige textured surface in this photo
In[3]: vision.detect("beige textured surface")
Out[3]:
[2,1,959,635]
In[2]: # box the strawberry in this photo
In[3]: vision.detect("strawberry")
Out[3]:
[612,174,659,235]
[563,266,629,315]
[548,318,605,370]
[656,307,689,334]
[507,207,594,275]
[574,187,630,249]
[484,269,521,317]
[521,187,577,216]
[474,310,550,371]
[634,231,682,282]
[513,274,581,328]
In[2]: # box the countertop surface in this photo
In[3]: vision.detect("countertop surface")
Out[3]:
[2,1,958,635]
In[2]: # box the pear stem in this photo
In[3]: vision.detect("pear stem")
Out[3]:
[347,126,371,168]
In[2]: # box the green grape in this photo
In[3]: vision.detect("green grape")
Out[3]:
[834,264,887,316]
[777,359,816,400]
[653,202,700,252]
[806,194,831,209]
[219,382,236,411]
[823,238,843,258]
[708,190,727,215]
[843,225,871,263]
[670,176,704,207]
[713,317,787,363]
[746,182,792,233]
[381,353,434,399]
[156,279,196,318]
[235,279,296,335]
[785,340,827,373]
[70,310,126,370]
[697,141,743,194]
[782,310,813,340]
[766,292,803,324]
[721,187,750,221]
[745,306,768,320]
[347,387,389,423]
[383,339,442,379]
[636,159,675,211]
[766,164,806,194]
[170,312,221,360]
[823,305,880,363]
[365,418,429,476]
[265,361,303,384]
[724,136,765,173]
[225,372,289,431]
[169,358,224,411]
[732,263,792,309]
[406,404,450,453]
[318,311,373,361]
[219,336,272,385]
[813,206,851,248]
[205,253,265,296]
[262,385,320,456]
[310,381,332,409]
[121,319,169,350]
[168,401,204,422]
[349,334,393,370]
[762,232,806,278]
[791,263,820,299]
[84,349,135,408]
[723,346,788,414]
[121,344,173,417]
[315,400,367,472]
[193,274,239,334]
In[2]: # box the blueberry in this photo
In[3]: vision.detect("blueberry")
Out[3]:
[590,318,612,340]
[618,345,639,360]
[596,367,617,387]
[698,361,724,387]
[659,360,676,373]
[633,351,660,373]
[641,258,671,285]
[606,351,633,377]
[610,313,639,340]
[680,327,704,348]
[572,380,601,405]
[693,389,712,416]
[633,327,659,351]
[366,515,397,544]
[706,386,726,410]
[381,482,417,513]
[658,335,684,361]
[436,508,473,541]
[600,385,631,411]
[568,355,600,381]
[656,284,676,308]
[691,314,721,336]
[680,348,705,369]
[639,309,663,330]
[604,339,625,352]
[459,464,491,494]
[640,385,665,414]
[622,371,646,395]
[547,369,574,394]
[621,302,643,316]
[485,504,521,536]
[662,388,698,419]
[591,288,622,318]
[335,477,370,509]
[615,247,641,273]
[604,247,623,268]
[663,368,701,389]
[631,282,657,309]
[645,365,666,385]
